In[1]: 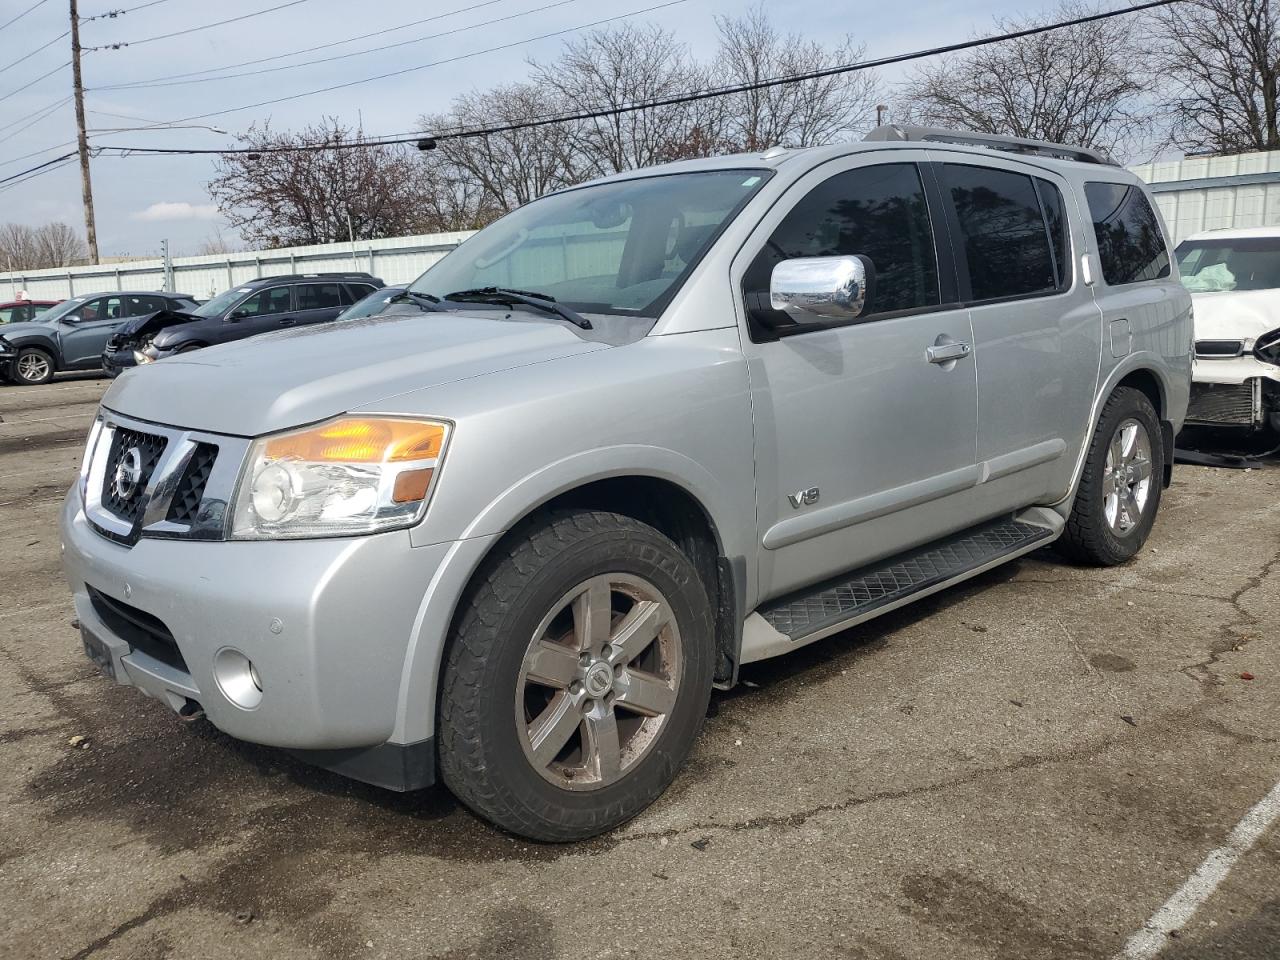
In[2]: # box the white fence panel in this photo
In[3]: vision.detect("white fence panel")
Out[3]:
[0,231,476,302]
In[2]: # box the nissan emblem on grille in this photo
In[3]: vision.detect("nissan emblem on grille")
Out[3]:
[112,447,143,500]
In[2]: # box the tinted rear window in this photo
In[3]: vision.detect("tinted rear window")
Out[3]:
[1085,182,1170,285]
[942,165,1060,301]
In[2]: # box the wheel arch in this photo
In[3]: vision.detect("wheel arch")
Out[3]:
[391,466,746,747]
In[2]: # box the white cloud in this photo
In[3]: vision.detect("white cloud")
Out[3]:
[132,202,221,222]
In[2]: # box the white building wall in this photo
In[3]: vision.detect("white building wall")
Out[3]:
[1130,150,1280,244]
[0,231,476,302]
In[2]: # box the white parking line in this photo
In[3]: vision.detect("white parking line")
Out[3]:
[1116,778,1280,959]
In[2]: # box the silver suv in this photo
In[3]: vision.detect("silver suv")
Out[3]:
[61,127,1192,841]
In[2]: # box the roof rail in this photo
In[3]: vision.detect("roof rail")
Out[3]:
[250,271,379,283]
[863,124,1117,167]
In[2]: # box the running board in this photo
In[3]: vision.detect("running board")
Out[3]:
[744,514,1059,662]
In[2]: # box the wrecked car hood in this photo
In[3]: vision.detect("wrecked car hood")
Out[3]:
[102,311,611,436]
[1190,289,1280,344]
[109,309,198,344]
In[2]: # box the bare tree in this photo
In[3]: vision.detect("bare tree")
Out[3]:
[713,7,882,151]
[899,1,1152,160]
[0,222,87,270]
[1147,0,1280,154]
[208,118,437,248]
[419,82,578,218]
[531,24,719,176]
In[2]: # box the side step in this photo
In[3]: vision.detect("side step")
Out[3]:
[755,516,1057,649]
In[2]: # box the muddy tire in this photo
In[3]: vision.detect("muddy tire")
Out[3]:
[437,509,714,841]
[1056,387,1163,566]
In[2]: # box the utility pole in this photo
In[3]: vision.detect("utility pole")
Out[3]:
[69,0,99,265]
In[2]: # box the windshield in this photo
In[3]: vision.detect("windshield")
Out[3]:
[410,170,771,317]
[1176,237,1280,292]
[192,287,250,318]
[36,297,88,323]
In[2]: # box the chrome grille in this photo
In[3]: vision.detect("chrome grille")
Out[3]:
[100,427,167,524]
[166,442,218,524]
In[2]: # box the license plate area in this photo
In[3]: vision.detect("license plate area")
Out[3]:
[81,625,116,680]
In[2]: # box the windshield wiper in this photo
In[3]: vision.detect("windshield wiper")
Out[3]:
[443,287,592,330]
[389,290,446,311]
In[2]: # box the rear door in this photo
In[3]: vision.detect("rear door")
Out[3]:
[932,156,1102,507]
[292,282,348,326]
[736,153,980,598]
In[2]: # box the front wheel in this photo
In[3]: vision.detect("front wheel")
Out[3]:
[1056,386,1164,566]
[438,509,714,841]
[13,347,54,385]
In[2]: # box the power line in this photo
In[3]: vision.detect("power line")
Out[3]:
[100,0,1186,157]
[0,96,71,140]
[0,151,77,188]
[0,94,71,135]
[0,59,71,105]
[95,0,582,91]
[93,0,514,89]
[109,0,692,125]
[82,0,181,23]
[84,0,311,50]
[0,0,51,34]
[0,29,69,77]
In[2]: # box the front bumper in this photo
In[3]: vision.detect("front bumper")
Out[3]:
[60,483,472,787]
[101,348,137,377]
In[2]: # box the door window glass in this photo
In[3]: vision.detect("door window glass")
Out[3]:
[1036,178,1071,288]
[32,304,54,317]
[744,163,940,318]
[942,165,1058,300]
[0,306,17,323]
[234,287,293,317]
[295,283,345,310]
[126,295,166,315]
[1085,182,1171,285]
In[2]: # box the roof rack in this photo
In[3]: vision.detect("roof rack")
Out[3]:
[249,271,379,283]
[862,124,1117,167]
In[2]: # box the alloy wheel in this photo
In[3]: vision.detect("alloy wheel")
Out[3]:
[515,573,682,791]
[1102,417,1153,535]
[17,353,50,383]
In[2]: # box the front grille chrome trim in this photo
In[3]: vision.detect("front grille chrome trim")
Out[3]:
[83,409,250,546]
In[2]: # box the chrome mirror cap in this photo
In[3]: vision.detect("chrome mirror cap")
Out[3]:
[769,256,868,321]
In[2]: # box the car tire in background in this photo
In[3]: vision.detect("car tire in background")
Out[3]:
[1056,386,1164,566]
[438,509,715,841]
[13,347,55,385]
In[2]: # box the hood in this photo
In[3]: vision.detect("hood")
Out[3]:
[1190,289,1280,343]
[0,320,54,341]
[102,311,610,436]
[112,309,197,343]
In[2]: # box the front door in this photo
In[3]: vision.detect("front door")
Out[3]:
[736,155,979,599]
[60,296,128,366]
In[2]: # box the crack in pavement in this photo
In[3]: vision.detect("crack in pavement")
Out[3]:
[1181,546,1279,690]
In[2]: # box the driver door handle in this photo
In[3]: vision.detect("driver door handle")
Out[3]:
[277,317,297,326]
[926,341,972,364]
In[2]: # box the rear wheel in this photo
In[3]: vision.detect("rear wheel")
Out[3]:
[438,509,714,841]
[13,347,54,385]
[1057,387,1163,565]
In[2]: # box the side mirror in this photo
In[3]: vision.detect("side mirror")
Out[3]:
[769,255,873,322]
[227,309,247,322]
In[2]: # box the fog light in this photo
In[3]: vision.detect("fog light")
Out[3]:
[213,647,263,710]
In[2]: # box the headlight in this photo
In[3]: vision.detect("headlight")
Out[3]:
[1254,328,1280,366]
[133,350,154,364]
[230,416,451,539]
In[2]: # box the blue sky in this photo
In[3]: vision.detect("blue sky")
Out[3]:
[1,0,1026,257]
